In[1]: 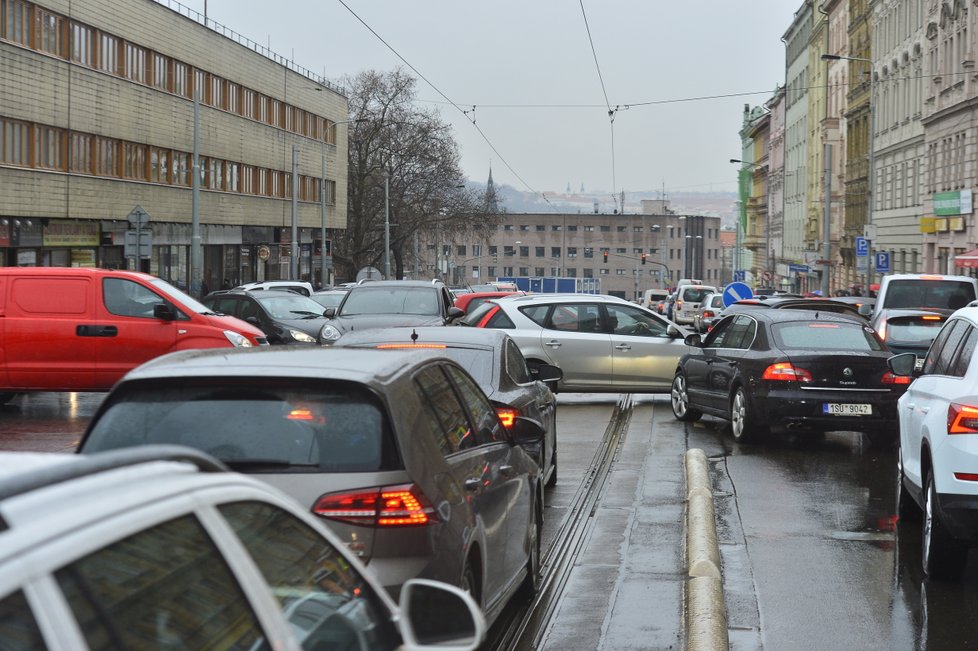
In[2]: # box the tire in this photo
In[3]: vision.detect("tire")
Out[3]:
[671,373,701,422]
[730,386,767,443]
[897,462,922,523]
[922,473,968,579]
[522,502,542,595]
[461,560,481,607]
[0,393,17,405]
[546,447,558,488]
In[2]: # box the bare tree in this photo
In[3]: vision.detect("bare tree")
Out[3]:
[335,69,500,281]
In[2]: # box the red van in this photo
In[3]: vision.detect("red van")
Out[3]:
[0,268,267,401]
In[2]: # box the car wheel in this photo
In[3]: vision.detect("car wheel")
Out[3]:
[671,373,701,422]
[522,502,543,595]
[546,446,558,488]
[461,559,482,607]
[897,462,921,523]
[730,386,766,443]
[922,472,968,579]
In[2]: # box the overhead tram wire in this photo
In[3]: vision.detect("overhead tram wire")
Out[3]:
[578,0,619,211]
[335,0,560,212]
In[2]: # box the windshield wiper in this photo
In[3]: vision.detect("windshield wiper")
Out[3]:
[220,459,320,471]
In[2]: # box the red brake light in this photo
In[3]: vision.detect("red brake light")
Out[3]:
[881,372,911,385]
[762,362,813,383]
[313,484,437,527]
[496,407,518,428]
[703,310,715,318]
[921,315,943,321]
[948,403,978,434]
[375,343,447,349]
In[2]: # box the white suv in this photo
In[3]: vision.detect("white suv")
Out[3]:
[891,306,978,578]
[0,445,484,650]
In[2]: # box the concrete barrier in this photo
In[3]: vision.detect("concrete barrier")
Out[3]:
[684,449,728,651]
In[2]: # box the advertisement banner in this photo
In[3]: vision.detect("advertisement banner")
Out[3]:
[934,190,974,216]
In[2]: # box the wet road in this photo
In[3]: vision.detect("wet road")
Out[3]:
[8,392,978,649]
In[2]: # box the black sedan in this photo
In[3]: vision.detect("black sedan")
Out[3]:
[333,326,562,488]
[202,289,329,345]
[670,311,909,446]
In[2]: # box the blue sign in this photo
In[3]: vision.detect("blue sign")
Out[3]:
[789,264,810,273]
[733,270,746,282]
[722,281,754,308]
[875,251,890,274]
[856,237,869,257]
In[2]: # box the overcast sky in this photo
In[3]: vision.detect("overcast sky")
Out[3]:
[200,1,800,197]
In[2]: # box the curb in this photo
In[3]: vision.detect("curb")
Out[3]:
[684,449,728,651]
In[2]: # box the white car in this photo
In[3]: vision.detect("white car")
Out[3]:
[464,293,687,393]
[0,445,484,650]
[892,306,978,579]
[235,280,316,296]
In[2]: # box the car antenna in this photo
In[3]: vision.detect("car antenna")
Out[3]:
[411,329,419,342]
[815,311,820,319]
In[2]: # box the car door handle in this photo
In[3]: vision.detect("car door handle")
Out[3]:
[906,402,915,409]
[615,344,631,351]
[919,407,929,414]
[76,325,118,337]
[499,465,515,478]
[464,478,481,492]
[544,340,562,348]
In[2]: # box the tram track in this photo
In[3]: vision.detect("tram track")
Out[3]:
[487,394,634,651]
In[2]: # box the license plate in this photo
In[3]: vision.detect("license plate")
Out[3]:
[823,403,872,416]
[914,357,924,370]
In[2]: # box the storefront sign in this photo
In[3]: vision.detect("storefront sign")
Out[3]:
[257,245,270,261]
[43,220,100,246]
[934,189,973,216]
[71,250,96,267]
[920,216,937,233]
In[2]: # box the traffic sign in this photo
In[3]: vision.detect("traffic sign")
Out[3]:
[856,256,869,273]
[127,205,151,227]
[855,236,869,257]
[733,270,746,282]
[722,281,754,308]
[875,251,890,274]
[124,229,152,259]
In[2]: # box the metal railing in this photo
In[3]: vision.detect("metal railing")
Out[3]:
[152,0,347,96]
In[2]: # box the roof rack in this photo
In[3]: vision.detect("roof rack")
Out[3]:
[0,445,227,508]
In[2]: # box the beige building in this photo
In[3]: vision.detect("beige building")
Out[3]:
[436,203,723,301]
[0,0,349,291]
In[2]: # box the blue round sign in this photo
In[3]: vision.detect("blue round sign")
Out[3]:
[722,282,754,308]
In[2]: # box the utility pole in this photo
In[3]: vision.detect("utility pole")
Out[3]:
[190,89,202,296]
[290,145,299,280]
[822,144,832,297]
[384,171,391,279]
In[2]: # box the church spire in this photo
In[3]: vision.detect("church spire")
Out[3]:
[486,166,499,214]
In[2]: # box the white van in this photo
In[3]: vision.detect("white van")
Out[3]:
[642,288,671,310]
[674,284,718,326]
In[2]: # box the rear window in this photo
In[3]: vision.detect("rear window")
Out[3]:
[680,288,713,303]
[885,316,946,345]
[882,279,976,310]
[771,322,884,351]
[81,380,401,472]
[461,301,496,326]
[340,287,441,316]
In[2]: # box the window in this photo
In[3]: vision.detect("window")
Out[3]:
[503,266,513,276]
[551,225,562,231]
[444,365,500,446]
[567,224,578,232]
[70,132,93,174]
[607,304,667,337]
[505,340,531,384]
[519,246,529,256]
[0,590,45,648]
[585,225,595,231]
[95,136,116,176]
[634,226,643,232]
[535,267,546,276]
[950,326,978,378]
[503,224,513,231]
[227,82,239,113]
[151,52,168,90]
[584,248,593,258]
[535,246,545,257]
[923,319,970,376]
[488,245,497,256]
[487,266,496,277]
[34,126,62,170]
[207,157,222,190]
[519,267,529,275]
[415,365,475,454]
[221,501,397,650]
[56,515,268,650]
[174,61,189,97]
[149,146,168,183]
[599,268,609,275]
[2,0,29,46]
[35,9,63,57]
[551,247,561,258]
[567,247,577,257]
[124,42,147,83]
[103,278,164,317]
[1,119,29,165]
[566,268,576,277]
[211,75,224,109]
[70,22,93,66]
[600,225,611,232]
[519,224,529,231]
[98,33,117,74]
[172,151,189,186]
[617,226,627,232]
[121,142,146,179]
[535,225,545,231]
[242,88,256,119]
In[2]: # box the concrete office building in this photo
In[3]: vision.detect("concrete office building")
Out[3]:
[783,1,812,290]
[0,0,349,290]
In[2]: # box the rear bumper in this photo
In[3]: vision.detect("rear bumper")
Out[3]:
[937,492,978,542]
[752,388,900,434]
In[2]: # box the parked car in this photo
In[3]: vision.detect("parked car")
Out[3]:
[77,347,545,626]
[234,280,316,296]
[873,309,948,368]
[0,267,266,403]
[202,289,329,345]
[463,294,686,393]
[454,290,523,315]
[672,284,718,327]
[722,296,867,322]
[671,311,909,445]
[319,280,465,344]
[334,326,561,488]
[0,445,484,650]
[867,273,978,317]
[310,288,350,310]
[693,292,726,332]
[888,306,978,578]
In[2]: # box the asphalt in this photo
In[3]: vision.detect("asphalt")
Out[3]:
[538,401,726,651]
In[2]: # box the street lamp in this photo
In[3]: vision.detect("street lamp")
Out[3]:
[319,118,366,288]
[822,53,874,286]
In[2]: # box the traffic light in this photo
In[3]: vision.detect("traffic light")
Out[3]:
[603,251,608,263]
[641,253,647,265]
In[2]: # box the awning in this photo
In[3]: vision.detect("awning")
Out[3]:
[955,248,978,268]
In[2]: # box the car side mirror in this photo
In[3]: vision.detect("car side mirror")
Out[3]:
[446,306,465,321]
[684,333,702,347]
[530,363,562,384]
[245,316,260,326]
[153,303,176,321]
[399,579,484,650]
[510,416,546,445]
[858,304,873,316]
[887,352,919,378]
[667,324,684,339]
[324,307,337,318]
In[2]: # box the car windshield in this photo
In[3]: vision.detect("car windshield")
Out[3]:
[460,301,497,326]
[771,322,884,351]
[340,287,441,316]
[149,277,212,314]
[311,292,347,309]
[882,280,975,311]
[82,381,402,473]
[255,294,327,319]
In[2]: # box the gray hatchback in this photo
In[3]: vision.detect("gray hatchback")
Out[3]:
[77,347,545,627]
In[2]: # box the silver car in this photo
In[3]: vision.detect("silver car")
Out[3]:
[464,294,687,393]
[77,347,545,627]
[693,292,726,332]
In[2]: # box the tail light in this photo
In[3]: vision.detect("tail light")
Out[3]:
[762,362,812,383]
[703,310,715,318]
[948,403,978,434]
[313,483,437,527]
[881,372,911,385]
[677,300,684,310]
[496,407,518,428]
[877,319,888,341]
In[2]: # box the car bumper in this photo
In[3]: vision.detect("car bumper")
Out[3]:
[936,492,978,541]
[752,388,900,433]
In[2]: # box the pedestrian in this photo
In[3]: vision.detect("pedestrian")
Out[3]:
[221,278,232,290]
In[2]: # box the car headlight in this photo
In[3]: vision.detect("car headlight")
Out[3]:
[319,324,342,344]
[224,330,254,347]
[289,329,317,344]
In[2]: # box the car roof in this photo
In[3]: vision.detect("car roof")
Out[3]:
[728,309,865,325]
[492,293,627,305]
[115,347,448,386]
[335,326,510,350]
[349,280,443,289]
[204,289,300,299]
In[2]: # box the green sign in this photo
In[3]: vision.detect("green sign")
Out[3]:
[933,190,973,216]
